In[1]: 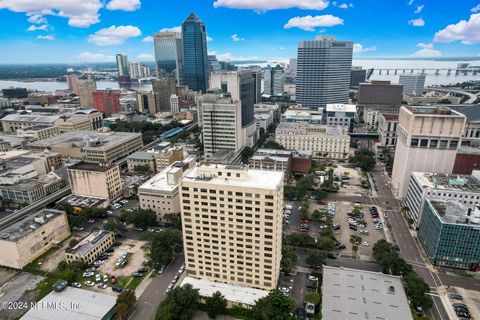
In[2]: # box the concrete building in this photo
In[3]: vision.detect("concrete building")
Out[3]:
[350,66,366,88]
[65,230,115,264]
[153,143,185,171]
[137,91,157,115]
[72,109,103,130]
[21,287,116,320]
[325,104,357,132]
[357,80,403,107]
[16,125,61,140]
[179,165,284,293]
[201,92,245,158]
[252,70,262,104]
[322,266,413,320]
[0,97,11,107]
[2,87,27,99]
[152,77,177,113]
[296,36,353,109]
[77,78,96,108]
[276,122,350,160]
[288,58,297,76]
[27,93,57,105]
[377,113,399,148]
[66,75,79,95]
[392,106,466,198]
[457,105,480,146]
[0,209,70,269]
[128,61,150,79]
[68,162,122,202]
[281,105,323,124]
[453,146,480,175]
[399,74,426,96]
[405,171,480,226]
[254,103,281,121]
[116,53,129,77]
[138,157,195,221]
[1,114,61,133]
[250,149,292,179]
[254,113,273,131]
[127,151,156,172]
[170,94,179,115]
[28,131,143,163]
[54,116,92,133]
[93,90,121,115]
[418,199,480,270]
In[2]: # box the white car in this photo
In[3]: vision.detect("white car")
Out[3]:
[361,241,370,246]
[95,274,101,282]
[103,275,108,283]
[83,272,94,278]
[84,281,95,287]
[165,284,173,294]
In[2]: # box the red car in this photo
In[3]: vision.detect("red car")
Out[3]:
[318,200,327,205]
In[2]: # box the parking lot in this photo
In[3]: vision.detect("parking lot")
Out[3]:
[448,287,480,319]
[96,238,147,277]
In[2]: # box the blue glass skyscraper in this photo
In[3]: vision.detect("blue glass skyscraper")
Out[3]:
[182,13,209,93]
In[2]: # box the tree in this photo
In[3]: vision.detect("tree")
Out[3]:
[251,289,296,320]
[121,209,157,229]
[311,210,324,222]
[281,248,297,273]
[150,229,183,268]
[349,149,376,171]
[113,289,136,319]
[205,291,227,319]
[104,220,127,233]
[263,141,284,150]
[163,213,182,230]
[242,146,255,163]
[155,284,200,320]
[285,233,316,248]
[133,164,151,173]
[306,251,325,269]
[304,292,320,305]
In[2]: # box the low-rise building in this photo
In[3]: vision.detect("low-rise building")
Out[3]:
[325,103,357,132]
[72,109,103,130]
[453,146,480,175]
[28,130,143,163]
[250,149,292,179]
[254,113,273,131]
[0,209,70,269]
[405,171,480,226]
[127,151,156,173]
[419,199,480,270]
[281,105,323,124]
[16,125,61,140]
[153,143,184,171]
[322,266,413,320]
[275,122,350,160]
[54,116,92,132]
[254,103,280,121]
[138,157,195,221]
[377,113,399,148]
[1,114,61,133]
[65,230,115,264]
[68,162,122,202]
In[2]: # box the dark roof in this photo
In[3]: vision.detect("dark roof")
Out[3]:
[184,12,203,23]
[456,105,480,122]
[68,162,114,172]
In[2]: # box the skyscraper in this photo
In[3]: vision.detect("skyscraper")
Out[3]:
[153,32,183,84]
[296,36,353,109]
[263,65,284,96]
[66,75,79,95]
[77,78,96,108]
[152,77,177,113]
[128,61,151,79]
[116,54,129,77]
[182,13,209,93]
[399,74,426,96]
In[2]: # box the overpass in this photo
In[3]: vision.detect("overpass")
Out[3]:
[349,132,380,141]
[426,87,478,104]
[0,186,71,228]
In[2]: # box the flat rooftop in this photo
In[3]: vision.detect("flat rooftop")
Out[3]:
[28,130,142,151]
[404,106,464,117]
[183,164,283,190]
[181,276,268,306]
[21,286,116,320]
[326,103,357,113]
[139,157,195,192]
[412,171,480,192]
[0,209,65,242]
[1,114,60,123]
[127,151,155,161]
[69,162,116,173]
[322,266,413,320]
[276,122,348,137]
[20,124,56,131]
[429,199,480,226]
[66,230,114,256]
[255,149,292,157]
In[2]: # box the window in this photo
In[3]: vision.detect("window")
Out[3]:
[420,139,428,147]
[430,139,438,148]
[410,138,419,147]
[440,140,448,149]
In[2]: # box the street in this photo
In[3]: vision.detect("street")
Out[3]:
[128,255,185,320]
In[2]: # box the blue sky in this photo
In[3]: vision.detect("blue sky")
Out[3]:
[0,0,479,63]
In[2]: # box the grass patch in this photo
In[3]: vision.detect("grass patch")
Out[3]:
[116,274,145,290]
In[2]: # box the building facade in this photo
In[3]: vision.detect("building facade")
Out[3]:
[66,230,115,264]
[377,113,399,148]
[127,151,156,172]
[275,122,350,160]
[263,65,284,96]
[182,13,209,93]
[152,77,177,113]
[392,106,466,198]
[1,114,60,133]
[93,90,121,115]
[296,36,353,109]
[399,74,426,96]
[179,165,284,291]
[154,32,183,84]
[350,66,366,88]
[357,80,403,107]
[16,125,61,140]
[250,149,292,179]
[116,54,129,77]
[78,78,97,108]
[325,104,356,132]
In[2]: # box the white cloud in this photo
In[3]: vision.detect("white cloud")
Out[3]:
[414,4,424,14]
[137,53,154,61]
[207,35,213,42]
[339,3,348,8]
[36,34,54,40]
[411,43,442,57]
[231,34,245,41]
[88,25,141,46]
[409,18,425,26]
[434,14,480,44]
[142,36,153,43]
[78,51,115,62]
[471,4,480,13]
[284,15,344,31]
[106,0,141,11]
[213,0,329,11]
[27,24,47,31]
[0,1,103,28]
[353,43,377,54]
[159,26,181,33]
[408,0,414,5]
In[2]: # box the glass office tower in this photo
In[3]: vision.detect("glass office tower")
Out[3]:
[154,32,183,84]
[182,13,209,93]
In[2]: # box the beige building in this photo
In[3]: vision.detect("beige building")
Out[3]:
[137,91,157,115]
[72,109,103,130]
[68,162,122,202]
[1,114,60,133]
[179,165,284,293]
[0,209,70,269]
[392,106,466,198]
[28,131,143,162]
[138,157,196,221]
[16,125,61,140]
[66,230,115,264]
[127,151,156,172]
[78,78,97,108]
[275,122,350,160]
[54,117,92,132]
[154,144,184,170]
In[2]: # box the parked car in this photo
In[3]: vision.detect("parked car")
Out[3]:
[157,265,166,275]
[72,282,82,288]
[132,272,143,277]
[450,293,463,300]
[332,223,341,230]
[73,226,84,231]
[83,271,94,278]
[327,253,337,259]
[112,286,123,292]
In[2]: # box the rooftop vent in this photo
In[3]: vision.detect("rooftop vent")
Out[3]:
[388,285,395,293]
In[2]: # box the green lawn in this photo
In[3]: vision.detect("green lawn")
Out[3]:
[115,273,145,289]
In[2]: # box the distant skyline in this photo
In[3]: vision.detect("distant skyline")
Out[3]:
[0,0,479,63]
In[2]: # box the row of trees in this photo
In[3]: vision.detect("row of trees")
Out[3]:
[372,240,432,310]
[140,228,183,269]
[156,285,296,320]
[349,149,376,172]
[110,120,183,144]
[120,209,157,229]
